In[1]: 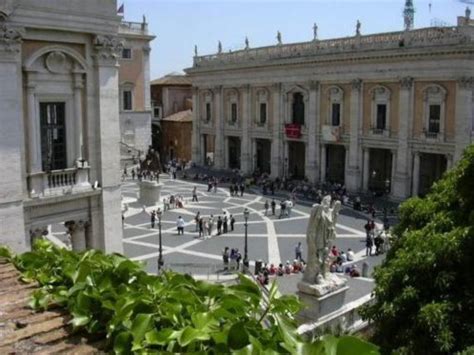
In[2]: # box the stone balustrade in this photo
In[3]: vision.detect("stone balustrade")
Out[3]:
[28,167,92,198]
[193,26,472,68]
[119,21,148,35]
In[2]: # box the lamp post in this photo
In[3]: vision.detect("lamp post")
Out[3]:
[385,178,391,195]
[243,208,250,271]
[157,208,163,272]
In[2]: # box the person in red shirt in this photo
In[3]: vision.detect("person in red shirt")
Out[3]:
[331,245,339,257]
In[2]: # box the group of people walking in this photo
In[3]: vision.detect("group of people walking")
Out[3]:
[191,212,236,239]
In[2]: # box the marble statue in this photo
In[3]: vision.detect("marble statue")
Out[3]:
[276,31,282,45]
[466,7,471,23]
[302,195,341,285]
[194,45,198,57]
[245,36,249,50]
[356,20,361,36]
[313,23,318,41]
[218,40,222,54]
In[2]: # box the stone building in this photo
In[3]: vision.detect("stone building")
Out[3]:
[118,17,155,157]
[186,11,474,199]
[150,73,192,160]
[0,0,125,253]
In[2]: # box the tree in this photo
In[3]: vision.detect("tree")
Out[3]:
[361,145,474,354]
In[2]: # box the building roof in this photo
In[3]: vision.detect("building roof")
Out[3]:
[162,109,193,122]
[0,259,104,353]
[151,73,192,86]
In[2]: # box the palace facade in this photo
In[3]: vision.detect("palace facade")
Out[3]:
[0,0,124,252]
[186,13,474,199]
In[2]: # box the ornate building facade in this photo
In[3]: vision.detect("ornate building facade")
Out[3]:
[186,12,474,199]
[0,0,124,252]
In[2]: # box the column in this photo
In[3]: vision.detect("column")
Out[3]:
[346,79,363,191]
[0,29,28,253]
[191,87,201,164]
[66,220,87,251]
[240,85,251,173]
[74,73,84,161]
[393,77,414,199]
[26,81,41,173]
[271,83,282,178]
[305,81,319,183]
[214,86,224,169]
[454,77,474,162]
[93,35,124,254]
[362,148,370,191]
[412,152,420,197]
[390,150,396,195]
[320,144,327,182]
[446,153,453,170]
[143,46,152,111]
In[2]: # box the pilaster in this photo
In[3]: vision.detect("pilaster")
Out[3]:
[346,79,362,191]
[240,84,251,173]
[393,77,414,199]
[214,86,225,169]
[412,151,420,197]
[191,86,201,164]
[454,77,474,162]
[271,83,282,178]
[305,81,319,183]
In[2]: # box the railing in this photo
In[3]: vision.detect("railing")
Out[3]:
[28,167,91,198]
[48,168,76,188]
[163,263,239,283]
[193,26,471,68]
[120,21,148,35]
[424,131,439,139]
[371,128,385,135]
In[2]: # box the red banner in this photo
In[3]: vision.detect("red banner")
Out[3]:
[285,123,302,139]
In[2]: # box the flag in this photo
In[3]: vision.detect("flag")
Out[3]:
[117,3,124,15]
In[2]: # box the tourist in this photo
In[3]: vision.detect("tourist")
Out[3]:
[286,200,293,217]
[264,200,269,216]
[208,215,214,236]
[292,260,301,273]
[364,220,371,238]
[222,247,230,270]
[223,213,228,234]
[169,195,175,209]
[349,264,361,278]
[194,212,200,232]
[339,251,347,263]
[284,261,292,274]
[217,216,223,235]
[150,210,156,229]
[177,216,185,235]
[295,242,303,262]
[230,215,235,232]
[277,263,284,276]
[229,185,234,196]
[192,186,198,202]
[269,264,277,275]
[347,248,355,261]
[279,201,286,219]
[331,245,339,257]
[207,180,212,192]
[239,183,245,197]
[271,199,276,216]
[213,180,218,193]
[366,234,373,256]
[198,217,204,238]
[131,168,135,180]
[374,231,385,255]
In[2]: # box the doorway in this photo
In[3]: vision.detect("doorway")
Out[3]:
[287,141,305,179]
[40,102,67,171]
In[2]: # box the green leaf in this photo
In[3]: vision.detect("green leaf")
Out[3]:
[114,331,133,354]
[228,322,250,350]
[178,326,210,347]
[336,335,380,355]
[71,314,91,328]
[130,313,153,346]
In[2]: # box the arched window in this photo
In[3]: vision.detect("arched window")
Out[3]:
[292,92,305,125]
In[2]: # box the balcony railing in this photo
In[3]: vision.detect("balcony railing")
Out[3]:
[28,167,92,198]
[424,131,439,139]
[119,21,148,35]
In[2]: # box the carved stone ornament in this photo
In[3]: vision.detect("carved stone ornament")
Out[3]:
[0,21,23,52]
[351,79,362,91]
[371,86,391,100]
[400,76,414,89]
[256,88,268,101]
[45,51,71,74]
[328,86,343,101]
[423,85,446,102]
[93,35,124,61]
[458,76,474,89]
[309,80,320,91]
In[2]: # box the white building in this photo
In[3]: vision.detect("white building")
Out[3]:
[186,10,474,199]
[0,0,124,253]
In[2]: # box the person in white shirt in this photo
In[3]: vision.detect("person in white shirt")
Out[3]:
[347,248,355,261]
[177,216,185,235]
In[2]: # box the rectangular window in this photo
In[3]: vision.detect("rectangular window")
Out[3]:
[123,90,132,111]
[259,103,267,124]
[231,103,237,123]
[40,102,67,171]
[205,102,211,122]
[376,104,387,130]
[428,105,441,133]
[153,106,161,119]
[331,103,341,126]
[122,48,132,59]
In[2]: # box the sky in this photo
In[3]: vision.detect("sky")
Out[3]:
[121,0,471,80]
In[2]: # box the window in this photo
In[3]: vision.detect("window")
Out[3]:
[331,103,341,126]
[205,102,211,122]
[122,48,132,59]
[292,93,305,125]
[428,104,441,133]
[259,103,267,125]
[376,104,387,130]
[153,106,161,119]
[123,90,132,111]
[40,102,67,171]
[231,103,237,123]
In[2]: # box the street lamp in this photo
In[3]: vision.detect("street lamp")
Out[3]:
[157,208,163,272]
[243,208,250,271]
[385,178,391,195]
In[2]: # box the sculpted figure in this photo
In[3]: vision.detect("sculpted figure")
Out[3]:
[302,195,341,284]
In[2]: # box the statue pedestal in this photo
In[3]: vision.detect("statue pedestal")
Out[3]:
[297,273,348,323]
[139,181,162,206]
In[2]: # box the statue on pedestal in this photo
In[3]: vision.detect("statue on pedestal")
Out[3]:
[298,195,346,297]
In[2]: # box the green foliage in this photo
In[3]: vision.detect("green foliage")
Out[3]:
[8,240,378,354]
[361,145,474,354]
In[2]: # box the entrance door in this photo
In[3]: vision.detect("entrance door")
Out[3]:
[40,102,67,171]
[326,145,345,184]
[419,153,447,196]
[228,137,241,169]
[368,148,392,194]
[256,139,271,174]
[288,141,305,179]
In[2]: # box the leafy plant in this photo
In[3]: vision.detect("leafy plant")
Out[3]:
[9,239,378,354]
[360,145,474,354]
